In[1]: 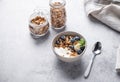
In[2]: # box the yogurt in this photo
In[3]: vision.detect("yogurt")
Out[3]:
[54,47,74,58]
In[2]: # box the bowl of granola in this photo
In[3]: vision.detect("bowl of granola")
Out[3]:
[52,31,87,62]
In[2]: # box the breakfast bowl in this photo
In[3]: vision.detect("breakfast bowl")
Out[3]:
[52,31,87,62]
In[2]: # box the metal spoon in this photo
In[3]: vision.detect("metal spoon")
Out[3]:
[84,42,102,78]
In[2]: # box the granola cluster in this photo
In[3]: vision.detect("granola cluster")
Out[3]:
[31,16,46,25]
[29,16,49,35]
[50,2,66,28]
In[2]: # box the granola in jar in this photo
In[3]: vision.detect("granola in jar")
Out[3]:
[29,9,49,38]
[50,0,66,29]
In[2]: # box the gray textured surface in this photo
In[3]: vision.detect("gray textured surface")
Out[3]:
[0,0,120,82]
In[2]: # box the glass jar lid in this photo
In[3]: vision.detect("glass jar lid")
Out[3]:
[49,0,66,8]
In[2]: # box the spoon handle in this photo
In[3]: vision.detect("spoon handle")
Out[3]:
[84,55,95,78]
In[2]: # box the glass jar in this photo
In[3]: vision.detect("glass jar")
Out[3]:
[29,9,49,38]
[49,0,66,30]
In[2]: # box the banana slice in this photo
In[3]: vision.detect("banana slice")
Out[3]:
[74,43,80,51]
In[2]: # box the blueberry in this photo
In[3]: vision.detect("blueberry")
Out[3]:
[74,36,80,40]
[60,35,66,40]
[70,38,75,43]
[56,40,60,44]
[81,46,85,51]
[77,49,82,54]
[69,45,74,50]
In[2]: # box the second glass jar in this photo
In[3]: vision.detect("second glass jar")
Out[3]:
[49,0,66,29]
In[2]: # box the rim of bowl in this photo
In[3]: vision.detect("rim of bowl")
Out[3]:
[52,31,87,59]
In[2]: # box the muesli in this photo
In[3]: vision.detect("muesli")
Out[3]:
[54,35,85,58]
[29,16,49,35]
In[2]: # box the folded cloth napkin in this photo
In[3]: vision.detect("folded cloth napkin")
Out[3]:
[116,45,120,72]
[84,0,120,32]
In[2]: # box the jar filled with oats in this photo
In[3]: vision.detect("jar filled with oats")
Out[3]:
[29,9,49,38]
[49,0,66,29]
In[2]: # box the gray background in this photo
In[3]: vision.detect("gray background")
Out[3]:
[0,0,120,82]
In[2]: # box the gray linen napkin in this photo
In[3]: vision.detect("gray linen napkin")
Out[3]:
[84,0,120,32]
